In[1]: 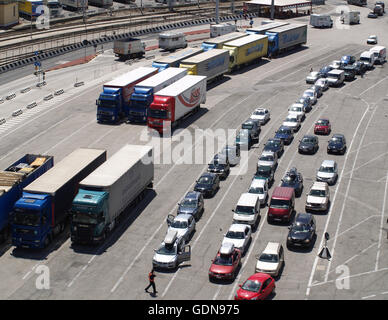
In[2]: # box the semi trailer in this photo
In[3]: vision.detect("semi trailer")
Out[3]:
[152,47,203,71]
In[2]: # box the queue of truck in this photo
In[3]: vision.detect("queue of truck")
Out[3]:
[97,23,308,130]
[3,144,154,249]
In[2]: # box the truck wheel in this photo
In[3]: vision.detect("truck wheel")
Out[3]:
[44,235,51,248]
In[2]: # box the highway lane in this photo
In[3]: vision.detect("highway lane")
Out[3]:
[0,8,387,300]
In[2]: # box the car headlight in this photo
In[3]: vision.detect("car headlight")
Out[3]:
[304,239,310,243]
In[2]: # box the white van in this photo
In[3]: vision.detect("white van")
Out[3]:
[310,14,333,28]
[255,242,285,277]
[232,193,260,227]
[210,23,237,38]
[327,69,345,87]
[360,51,376,69]
[159,32,187,51]
[369,46,386,64]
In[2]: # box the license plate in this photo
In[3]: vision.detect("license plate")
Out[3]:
[294,243,302,246]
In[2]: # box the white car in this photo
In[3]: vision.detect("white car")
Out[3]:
[250,108,270,125]
[305,181,330,212]
[282,114,301,132]
[219,145,240,166]
[302,89,317,105]
[222,224,252,255]
[166,214,196,243]
[315,78,329,91]
[255,242,285,277]
[248,178,269,207]
[288,103,306,121]
[306,71,320,84]
[329,60,341,69]
[316,160,338,185]
[257,150,278,169]
[367,35,378,45]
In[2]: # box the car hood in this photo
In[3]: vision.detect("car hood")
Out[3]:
[258,160,274,167]
[195,183,212,190]
[256,261,278,272]
[299,142,314,148]
[153,253,177,264]
[283,121,298,127]
[222,238,245,249]
[236,288,259,300]
[315,125,328,130]
[178,207,197,215]
[307,195,326,204]
[289,230,310,240]
[317,172,335,179]
[233,213,255,222]
[210,264,234,274]
[328,142,343,148]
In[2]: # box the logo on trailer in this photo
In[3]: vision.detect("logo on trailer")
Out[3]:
[178,87,201,108]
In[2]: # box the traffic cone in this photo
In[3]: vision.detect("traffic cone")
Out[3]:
[319,247,331,260]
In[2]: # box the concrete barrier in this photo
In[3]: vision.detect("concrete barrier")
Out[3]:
[27,102,37,109]
[6,93,16,100]
[44,94,54,101]
[74,81,84,87]
[0,118,5,125]
[54,89,64,96]
[20,87,31,93]
[12,109,23,117]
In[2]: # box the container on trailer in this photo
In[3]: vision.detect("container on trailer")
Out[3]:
[152,47,203,71]
[201,32,247,51]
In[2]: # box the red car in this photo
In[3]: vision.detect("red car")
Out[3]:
[209,243,241,281]
[234,273,276,300]
[314,119,331,135]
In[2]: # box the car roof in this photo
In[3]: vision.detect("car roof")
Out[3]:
[200,172,215,178]
[250,178,266,188]
[321,159,336,167]
[302,135,316,139]
[220,242,235,255]
[312,181,328,190]
[229,224,250,232]
[185,191,200,200]
[332,133,345,139]
[262,242,281,255]
[174,214,193,222]
[295,212,313,224]
[328,69,344,75]
[237,193,259,206]
[261,150,275,156]
[271,186,294,199]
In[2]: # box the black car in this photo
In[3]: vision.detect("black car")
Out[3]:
[297,97,312,113]
[368,11,378,18]
[327,133,347,155]
[318,65,333,78]
[263,138,284,158]
[287,213,316,248]
[352,61,367,75]
[207,154,230,180]
[343,65,357,81]
[254,165,275,187]
[281,168,304,197]
[274,126,294,145]
[194,172,220,198]
[298,135,319,154]
[242,119,260,142]
[177,191,204,221]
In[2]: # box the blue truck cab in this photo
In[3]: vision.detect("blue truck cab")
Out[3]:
[96,87,125,124]
[128,86,154,123]
[70,189,108,244]
[151,61,170,72]
[201,42,217,52]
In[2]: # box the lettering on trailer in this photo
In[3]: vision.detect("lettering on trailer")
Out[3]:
[246,44,264,56]
[207,56,226,70]
[178,87,201,108]
[282,32,300,44]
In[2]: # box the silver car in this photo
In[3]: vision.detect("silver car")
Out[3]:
[316,160,338,185]
[306,71,320,84]
[166,214,196,243]
[310,84,323,98]
[315,78,329,91]
[250,108,270,125]
[257,150,278,170]
[303,89,317,105]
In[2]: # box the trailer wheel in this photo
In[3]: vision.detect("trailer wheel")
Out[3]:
[44,235,51,248]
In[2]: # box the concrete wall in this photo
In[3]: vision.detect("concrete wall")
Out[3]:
[0,0,19,28]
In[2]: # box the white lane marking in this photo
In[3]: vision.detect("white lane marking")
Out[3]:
[359,74,388,96]
[305,99,371,297]
[362,294,376,300]
[323,99,378,283]
[375,172,388,271]
[332,215,380,240]
[343,151,388,177]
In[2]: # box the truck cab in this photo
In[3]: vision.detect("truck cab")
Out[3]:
[96,87,123,123]
[359,51,376,69]
[70,190,109,244]
[129,87,153,122]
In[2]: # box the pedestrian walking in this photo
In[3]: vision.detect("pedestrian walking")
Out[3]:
[145,269,157,295]
[310,67,313,72]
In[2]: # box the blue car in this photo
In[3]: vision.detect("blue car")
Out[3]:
[340,55,356,67]
[275,126,294,145]
[318,66,333,78]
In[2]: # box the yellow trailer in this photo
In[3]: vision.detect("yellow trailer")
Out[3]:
[222,34,268,71]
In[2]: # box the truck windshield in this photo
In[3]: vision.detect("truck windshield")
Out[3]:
[99,100,117,109]
[270,199,290,209]
[235,205,254,215]
[249,187,264,194]
[149,109,168,119]
[130,100,146,109]
[13,209,40,226]
[72,211,100,224]
[359,57,370,62]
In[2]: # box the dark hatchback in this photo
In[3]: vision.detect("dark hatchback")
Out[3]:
[177,191,204,221]
[263,138,284,157]
[298,135,319,154]
[275,126,294,145]
[208,155,231,180]
[287,213,316,248]
[318,66,333,78]
[342,65,357,81]
[280,168,303,197]
[327,133,347,155]
[194,172,220,198]
[352,61,367,75]
[254,165,275,187]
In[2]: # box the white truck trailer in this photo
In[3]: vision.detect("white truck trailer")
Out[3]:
[70,145,154,244]
[210,23,237,38]
[310,14,333,28]
[148,75,207,134]
[179,49,229,82]
[113,38,145,60]
[201,32,247,51]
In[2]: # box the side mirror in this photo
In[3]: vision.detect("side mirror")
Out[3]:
[239,284,242,288]
[232,209,235,213]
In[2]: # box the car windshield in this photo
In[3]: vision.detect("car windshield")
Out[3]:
[253,110,265,115]
[331,137,343,143]
[226,231,245,239]
[171,220,188,229]
[260,155,274,162]
[309,189,326,197]
[360,57,370,62]
[292,224,310,233]
[235,205,254,214]
[266,141,279,148]
[156,244,177,255]
[149,108,168,119]
[283,175,295,183]
[304,91,313,97]
[241,280,262,292]
[214,254,233,266]
[72,211,100,224]
[277,128,290,134]
[319,166,334,173]
[249,187,264,194]
[285,117,297,123]
[181,199,197,208]
[302,137,315,144]
[316,120,329,125]
[290,107,302,112]
[270,198,290,209]
[256,166,271,177]
[259,253,278,263]
[198,176,212,184]
[209,161,226,169]
[242,123,253,130]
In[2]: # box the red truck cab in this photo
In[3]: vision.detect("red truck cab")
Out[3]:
[267,186,295,223]
[148,96,174,134]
